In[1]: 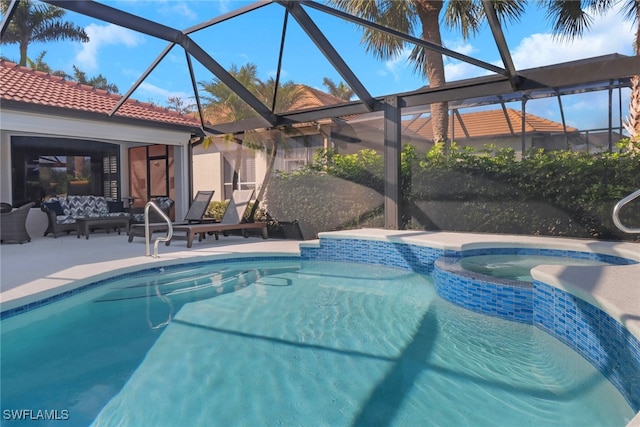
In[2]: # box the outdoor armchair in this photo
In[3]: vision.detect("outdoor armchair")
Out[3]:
[1,202,35,244]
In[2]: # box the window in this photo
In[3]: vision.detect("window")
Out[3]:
[11,136,119,206]
[274,135,324,173]
[223,152,256,200]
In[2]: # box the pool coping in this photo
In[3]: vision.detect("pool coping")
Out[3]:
[0,246,301,314]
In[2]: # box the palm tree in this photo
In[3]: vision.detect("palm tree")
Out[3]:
[199,63,304,208]
[25,50,52,72]
[618,1,639,153]
[329,0,640,147]
[72,65,119,93]
[329,0,525,144]
[199,63,258,121]
[0,0,88,66]
[322,77,354,101]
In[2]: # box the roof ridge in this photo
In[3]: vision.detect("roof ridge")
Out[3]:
[0,59,112,94]
[297,83,346,104]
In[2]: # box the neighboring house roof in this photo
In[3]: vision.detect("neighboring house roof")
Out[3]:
[202,84,347,125]
[289,85,347,111]
[404,108,578,142]
[0,60,202,130]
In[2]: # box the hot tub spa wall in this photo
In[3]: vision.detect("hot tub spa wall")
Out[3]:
[300,237,640,412]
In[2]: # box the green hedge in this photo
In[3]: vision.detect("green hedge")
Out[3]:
[264,142,640,241]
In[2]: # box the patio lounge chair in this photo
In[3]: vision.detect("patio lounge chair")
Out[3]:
[171,189,267,248]
[128,191,214,242]
[0,202,35,244]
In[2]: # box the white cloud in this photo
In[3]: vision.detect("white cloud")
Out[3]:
[441,40,482,80]
[171,3,197,21]
[382,47,412,81]
[217,0,231,14]
[75,24,142,71]
[511,6,634,69]
[445,60,483,81]
[440,4,634,83]
[267,68,289,80]
[138,82,193,105]
[444,40,476,57]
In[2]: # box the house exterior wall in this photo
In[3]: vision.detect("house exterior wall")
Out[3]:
[193,151,224,202]
[454,135,534,155]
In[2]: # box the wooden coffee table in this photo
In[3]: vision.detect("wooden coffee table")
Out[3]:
[76,217,130,239]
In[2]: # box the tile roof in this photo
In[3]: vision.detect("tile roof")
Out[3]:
[405,108,578,141]
[202,84,347,124]
[0,60,202,128]
[289,85,346,111]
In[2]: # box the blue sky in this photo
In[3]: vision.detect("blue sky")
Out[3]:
[0,0,636,130]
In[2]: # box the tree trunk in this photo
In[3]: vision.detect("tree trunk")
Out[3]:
[415,1,448,144]
[625,4,640,155]
[629,5,640,154]
[248,132,279,221]
[19,41,28,66]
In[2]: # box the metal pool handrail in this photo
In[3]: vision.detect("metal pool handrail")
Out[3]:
[144,201,173,257]
[612,188,640,234]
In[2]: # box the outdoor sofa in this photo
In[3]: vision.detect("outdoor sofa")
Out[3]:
[41,195,131,238]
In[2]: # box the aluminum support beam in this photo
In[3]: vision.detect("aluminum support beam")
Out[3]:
[0,0,19,39]
[109,43,175,116]
[384,96,402,230]
[184,1,272,34]
[301,0,507,76]
[44,0,277,127]
[279,1,377,111]
[208,56,634,135]
[481,0,520,90]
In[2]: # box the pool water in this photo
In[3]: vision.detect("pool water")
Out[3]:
[0,260,634,426]
[460,254,612,282]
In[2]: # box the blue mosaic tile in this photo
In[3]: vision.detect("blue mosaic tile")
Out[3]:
[302,237,445,274]
[302,236,639,411]
[533,282,640,410]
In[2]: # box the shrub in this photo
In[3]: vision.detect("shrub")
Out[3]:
[264,143,640,241]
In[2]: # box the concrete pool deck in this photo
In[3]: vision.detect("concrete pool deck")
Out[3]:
[0,232,301,311]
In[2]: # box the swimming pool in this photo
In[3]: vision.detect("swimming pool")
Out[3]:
[1,256,636,426]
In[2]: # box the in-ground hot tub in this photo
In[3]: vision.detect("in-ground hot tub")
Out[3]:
[459,253,615,282]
